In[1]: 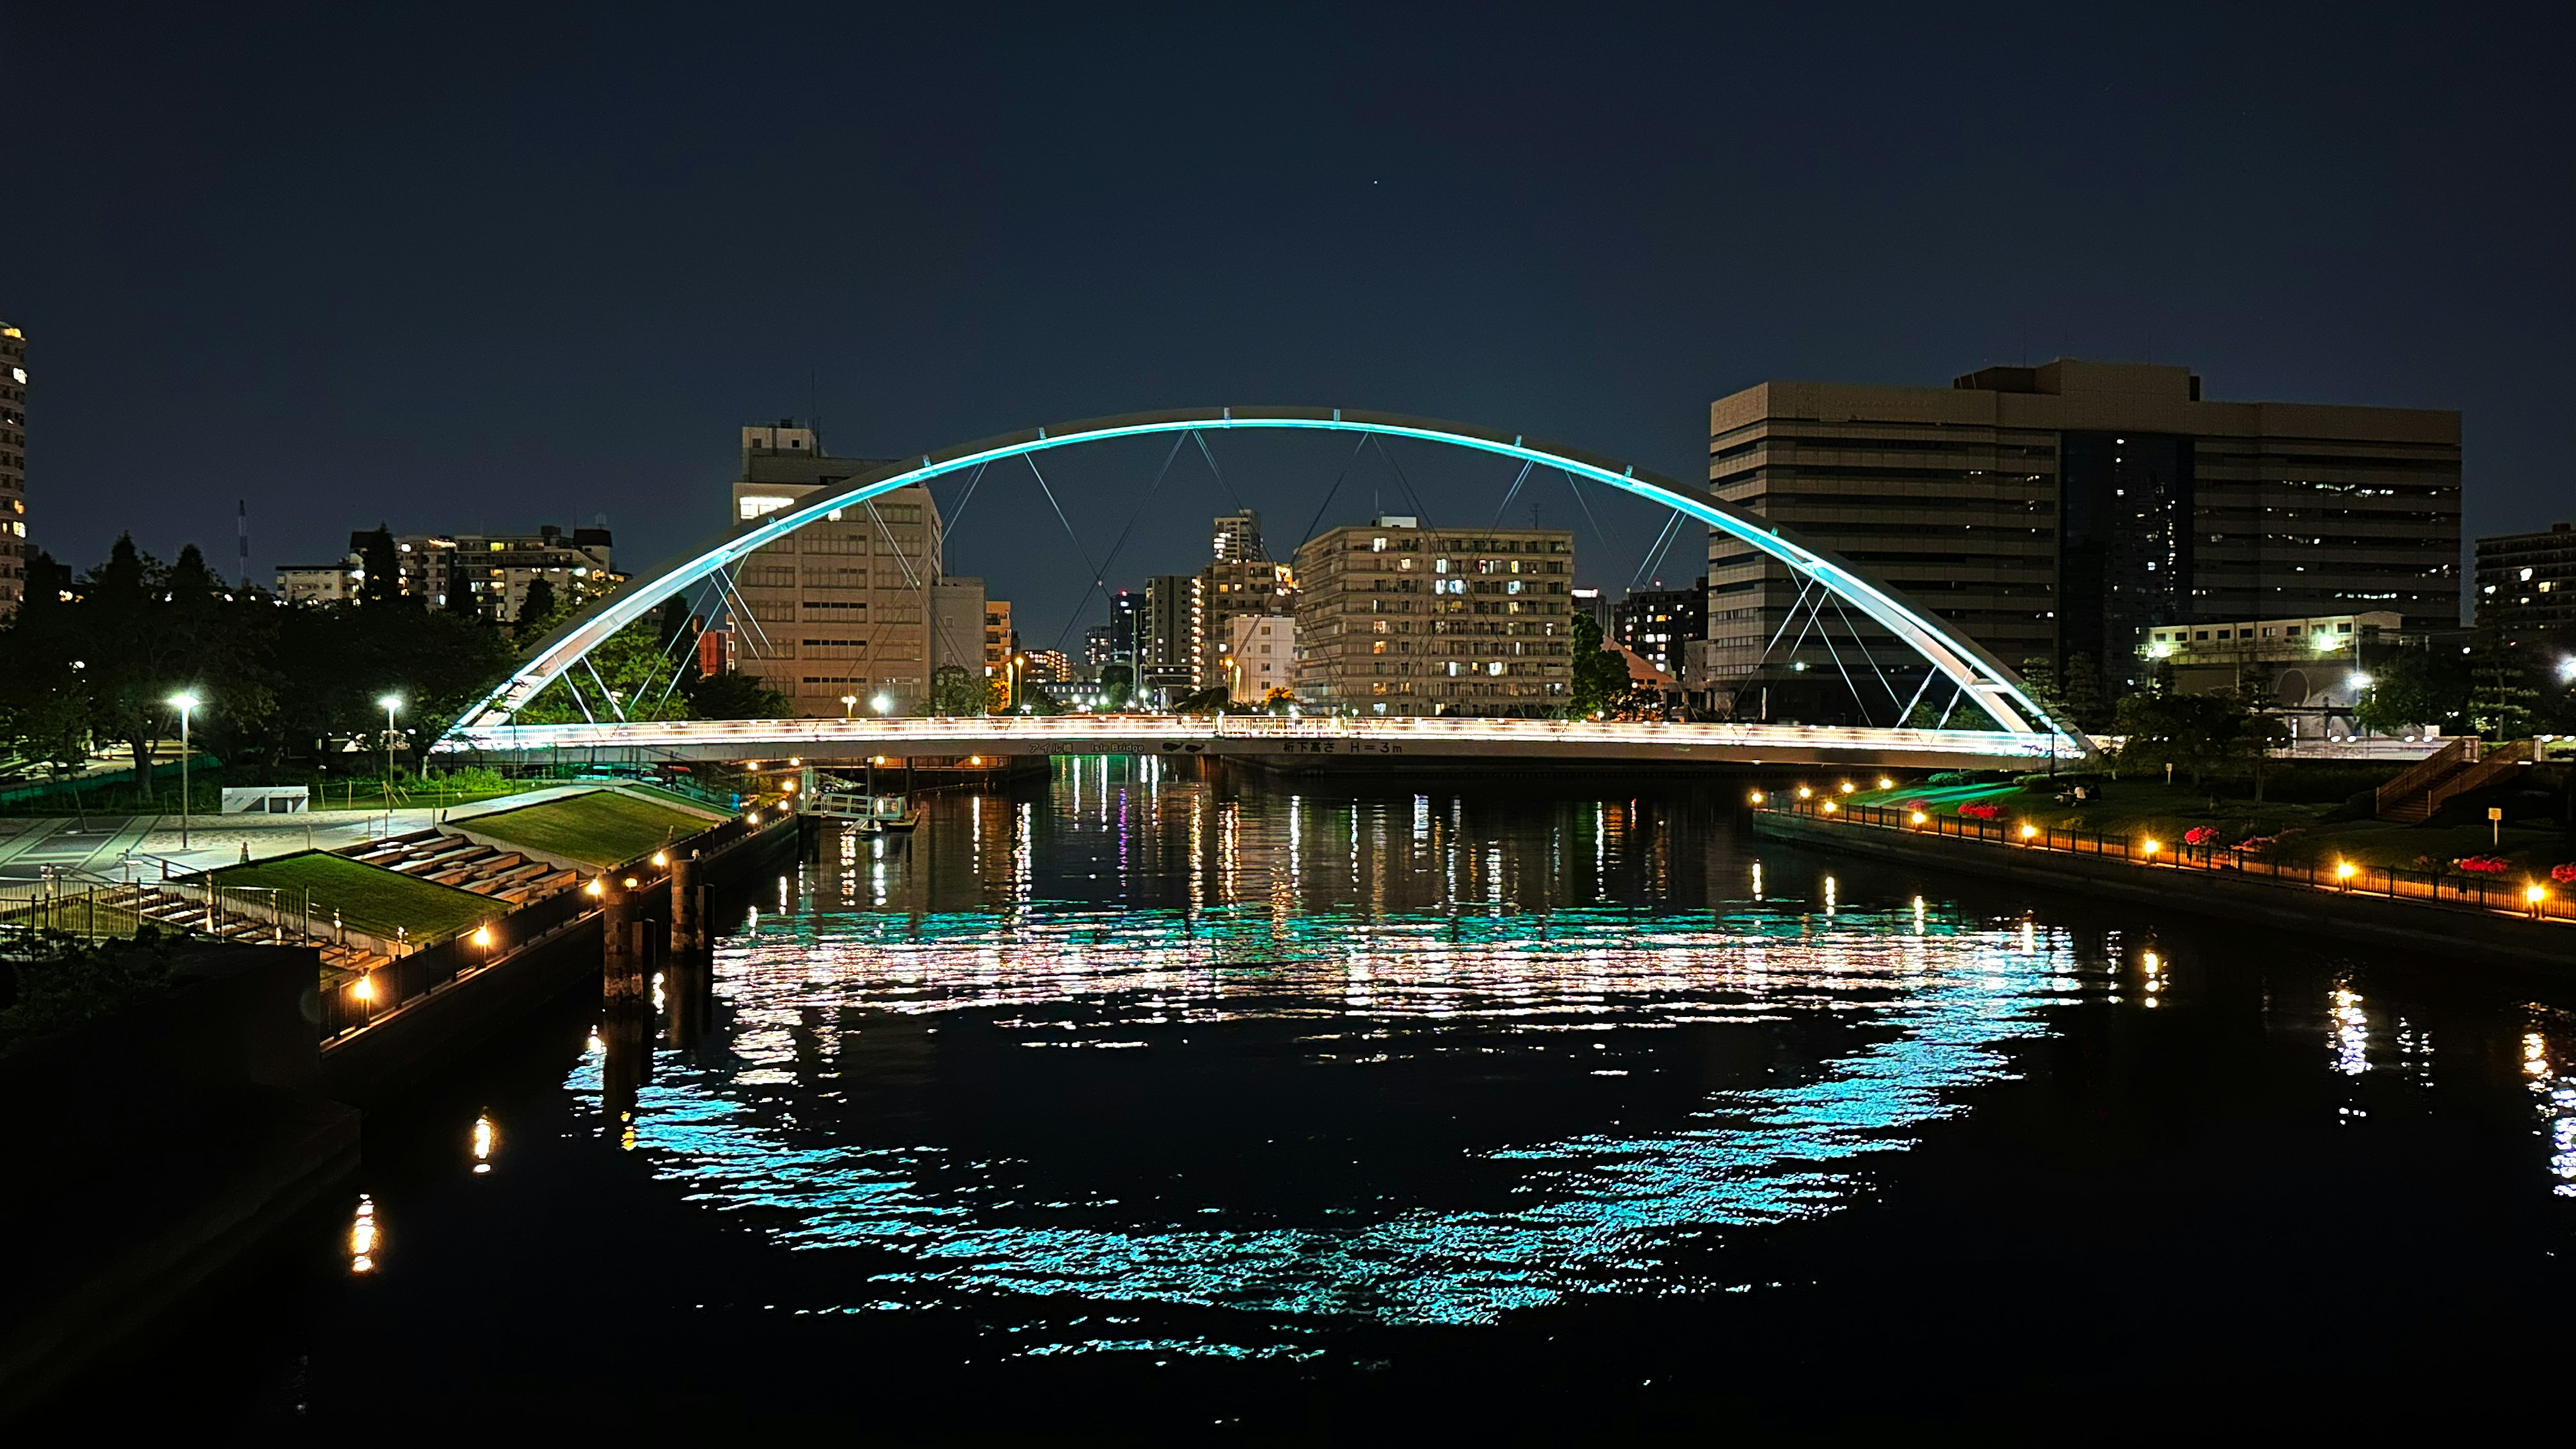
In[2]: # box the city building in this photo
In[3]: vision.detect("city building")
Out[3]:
[2475,521,2575,648]
[1225,614,1296,702]
[2146,610,2402,739]
[1612,579,1705,680]
[1107,589,1145,676]
[930,575,988,705]
[1569,586,1609,634]
[1704,358,2461,720]
[275,559,360,606]
[725,421,967,715]
[1292,515,1574,715]
[0,319,25,615]
[983,598,1015,703]
[1022,649,1072,685]
[1082,623,1117,672]
[278,524,618,616]
[1142,574,1199,703]
[1199,558,1298,690]
[1212,508,1268,563]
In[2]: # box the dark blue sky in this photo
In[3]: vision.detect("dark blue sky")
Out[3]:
[4,2,2567,643]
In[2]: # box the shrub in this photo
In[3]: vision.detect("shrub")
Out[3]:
[1957,802,2004,820]
[2454,855,2510,875]
[2553,863,2576,886]
[2183,826,2219,845]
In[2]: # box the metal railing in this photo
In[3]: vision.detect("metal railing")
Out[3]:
[1765,798,2574,926]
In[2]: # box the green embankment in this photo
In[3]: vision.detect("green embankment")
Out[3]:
[460,790,713,869]
[210,852,495,939]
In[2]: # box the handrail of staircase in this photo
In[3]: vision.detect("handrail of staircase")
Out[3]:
[2422,738,2536,819]
[2375,735,2479,811]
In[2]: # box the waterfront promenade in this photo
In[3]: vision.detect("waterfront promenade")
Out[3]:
[0,786,600,883]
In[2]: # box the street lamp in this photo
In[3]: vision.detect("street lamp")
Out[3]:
[841,694,859,719]
[168,692,200,849]
[378,694,402,825]
[871,692,892,716]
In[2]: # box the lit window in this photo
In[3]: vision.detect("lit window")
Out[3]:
[739,495,795,520]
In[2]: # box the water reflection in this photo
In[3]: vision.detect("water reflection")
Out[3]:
[541,761,2575,1354]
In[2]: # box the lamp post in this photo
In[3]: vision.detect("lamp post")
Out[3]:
[840,694,858,720]
[168,692,200,850]
[378,694,402,829]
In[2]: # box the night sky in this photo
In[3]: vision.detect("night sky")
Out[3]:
[4,3,2567,646]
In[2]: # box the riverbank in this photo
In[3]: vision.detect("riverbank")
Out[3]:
[1751,805,2571,971]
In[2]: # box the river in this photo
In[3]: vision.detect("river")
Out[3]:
[74,760,2576,1435]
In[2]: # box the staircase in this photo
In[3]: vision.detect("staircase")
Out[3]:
[2374,737,2537,823]
[346,828,580,904]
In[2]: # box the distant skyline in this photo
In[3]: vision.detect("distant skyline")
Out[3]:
[3,3,2567,645]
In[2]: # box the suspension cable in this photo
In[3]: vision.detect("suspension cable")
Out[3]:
[1296,433,1374,549]
[1488,458,1536,527]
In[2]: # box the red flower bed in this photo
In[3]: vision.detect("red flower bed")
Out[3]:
[2235,835,2282,854]
[2453,855,2511,875]
[1956,802,2004,821]
[2182,826,2219,845]
[2552,863,2576,886]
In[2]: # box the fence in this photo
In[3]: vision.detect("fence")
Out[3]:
[1767,798,2575,926]
[0,881,154,942]
[314,806,784,1042]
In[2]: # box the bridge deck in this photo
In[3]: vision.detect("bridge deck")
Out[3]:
[440,716,2078,771]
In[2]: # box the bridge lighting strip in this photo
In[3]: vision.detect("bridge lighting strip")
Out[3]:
[457,411,2076,747]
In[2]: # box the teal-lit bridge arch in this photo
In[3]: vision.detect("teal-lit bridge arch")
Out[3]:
[449,407,2083,757]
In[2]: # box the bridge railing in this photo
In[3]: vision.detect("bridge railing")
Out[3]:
[1768,798,2573,925]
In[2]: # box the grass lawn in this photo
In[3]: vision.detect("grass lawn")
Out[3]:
[1849,779,2573,874]
[462,789,714,868]
[209,851,496,939]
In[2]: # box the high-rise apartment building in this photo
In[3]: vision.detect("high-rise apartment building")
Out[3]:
[726,422,965,716]
[1142,574,1199,703]
[983,599,1016,703]
[0,320,27,615]
[1212,509,1267,563]
[1705,359,2461,719]
[1612,580,1705,680]
[1293,515,1574,715]
[2474,522,2575,648]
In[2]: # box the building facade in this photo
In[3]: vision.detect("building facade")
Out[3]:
[1199,558,1298,690]
[0,320,24,615]
[1212,509,1267,564]
[1612,580,1705,680]
[1141,574,1199,703]
[1705,359,2461,721]
[2475,521,2575,648]
[2147,610,2402,739]
[1225,614,1295,702]
[278,524,616,617]
[724,423,963,716]
[1292,516,1574,715]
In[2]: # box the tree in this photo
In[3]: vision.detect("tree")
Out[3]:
[516,575,557,639]
[686,670,792,720]
[1262,685,1295,714]
[1097,663,1135,710]
[2111,689,2278,790]
[355,526,400,607]
[1567,614,1629,717]
[441,557,481,619]
[930,665,984,717]
[1172,686,1232,714]
[513,614,693,724]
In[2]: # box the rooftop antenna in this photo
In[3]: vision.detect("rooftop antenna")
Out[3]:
[236,500,250,588]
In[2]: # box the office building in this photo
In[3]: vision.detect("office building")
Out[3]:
[2475,521,2575,647]
[1083,623,1117,672]
[726,421,965,715]
[0,320,24,615]
[1612,580,1705,680]
[1022,649,1072,686]
[1292,515,1574,715]
[1225,614,1296,702]
[275,559,359,606]
[2146,610,2402,739]
[1705,358,2461,720]
[1107,590,1145,675]
[930,576,988,705]
[1199,558,1298,690]
[1569,586,1609,634]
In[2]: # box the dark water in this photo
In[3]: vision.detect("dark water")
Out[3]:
[80,761,2576,1435]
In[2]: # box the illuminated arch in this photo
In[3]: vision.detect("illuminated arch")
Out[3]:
[455,407,2074,741]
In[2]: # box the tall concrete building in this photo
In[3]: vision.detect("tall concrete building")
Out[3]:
[1293,515,1574,715]
[1225,614,1296,702]
[1141,574,1199,703]
[2474,521,2574,649]
[1613,580,1705,680]
[0,320,26,614]
[1704,359,2461,720]
[277,524,616,617]
[1212,509,1267,563]
[725,422,963,716]
[1195,510,1298,691]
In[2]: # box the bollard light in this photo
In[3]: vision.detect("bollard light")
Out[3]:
[2141,839,2161,857]
[586,878,604,897]
[1796,786,1813,800]
[652,851,668,867]
[472,925,492,948]
[1909,810,1927,825]
[1839,781,1856,794]
[1747,790,1764,805]
[1876,777,1894,790]
[2020,823,2039,840]
[352,973,376,1002]
[2530,885,2549,906]
[623,877,639,889]
[2335,860,2357,881]
[1821,800,1838,814]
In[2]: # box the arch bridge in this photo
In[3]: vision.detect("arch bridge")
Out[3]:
[443,407,2089,766]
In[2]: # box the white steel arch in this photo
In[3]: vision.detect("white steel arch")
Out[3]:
[455,407,2074,743]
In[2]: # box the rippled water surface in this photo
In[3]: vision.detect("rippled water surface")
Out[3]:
[109,762,2576,1434]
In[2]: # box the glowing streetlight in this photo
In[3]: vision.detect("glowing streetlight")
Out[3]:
[378,694,403,800]
[168,692,201,849]
[2141,838,2162,859]
[1747,790,1765,806]
[840,694,859,719]
[1909,810,1928,824]
[2019,822,2039,840]
[871,692,892,716]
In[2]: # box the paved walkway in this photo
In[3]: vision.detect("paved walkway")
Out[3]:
[0,786,596,882]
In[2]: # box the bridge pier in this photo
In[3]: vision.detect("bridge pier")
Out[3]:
[600,879,651,1126]
[665,852,711,1049]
